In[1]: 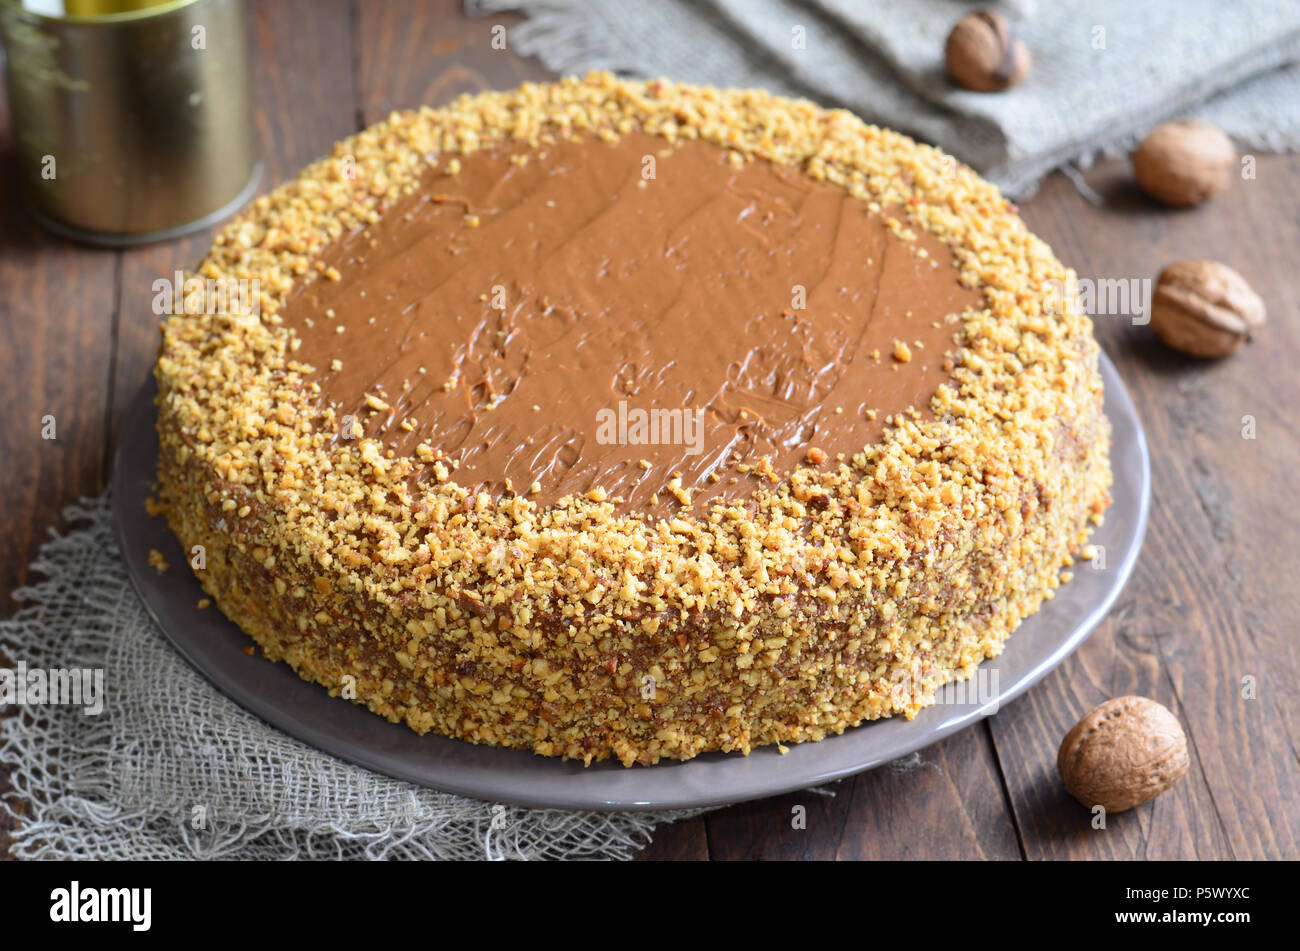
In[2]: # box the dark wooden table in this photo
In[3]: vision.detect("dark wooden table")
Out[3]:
[2,0,1296,861]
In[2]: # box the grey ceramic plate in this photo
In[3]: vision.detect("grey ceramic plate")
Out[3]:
[113,353,1148,811]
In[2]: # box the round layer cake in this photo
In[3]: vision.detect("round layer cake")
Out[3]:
[155,73,1112,766]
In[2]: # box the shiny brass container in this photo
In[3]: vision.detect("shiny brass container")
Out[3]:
[0,0,260,245]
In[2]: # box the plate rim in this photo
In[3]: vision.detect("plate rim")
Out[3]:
[112,352,1148,811]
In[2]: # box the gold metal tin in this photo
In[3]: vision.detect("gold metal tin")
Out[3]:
[0,0,260,245]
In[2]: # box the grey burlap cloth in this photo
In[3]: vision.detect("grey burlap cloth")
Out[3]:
[469,0,1300,198]
[1,497,705,859]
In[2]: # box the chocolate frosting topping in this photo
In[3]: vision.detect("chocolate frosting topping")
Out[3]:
[283,131,978,514]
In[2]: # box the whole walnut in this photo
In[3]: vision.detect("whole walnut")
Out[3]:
[945,11,1030,92]
[1150,260,1266,358]
[1133,120,1236,206]
[1058,696,1189,813]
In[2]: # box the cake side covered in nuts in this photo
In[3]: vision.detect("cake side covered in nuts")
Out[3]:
[155,74,1112,766]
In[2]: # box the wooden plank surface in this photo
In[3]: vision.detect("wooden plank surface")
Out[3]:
[1,0,1295,861]
[1000,159,1300,860]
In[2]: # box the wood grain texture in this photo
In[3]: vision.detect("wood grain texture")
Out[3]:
[1000,160,1300,860]
[356,0,548,123]
[0,106,118,599]
[701,726,1021,861]
[2,0,1297,861]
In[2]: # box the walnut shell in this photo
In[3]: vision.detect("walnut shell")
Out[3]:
[1151,259,1266,358]
[1133,119,1235,206]
[1058,696,1189,813]
[945,11,1030,93]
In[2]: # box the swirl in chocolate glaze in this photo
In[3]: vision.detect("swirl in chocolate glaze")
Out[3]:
[283,131,979,514]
